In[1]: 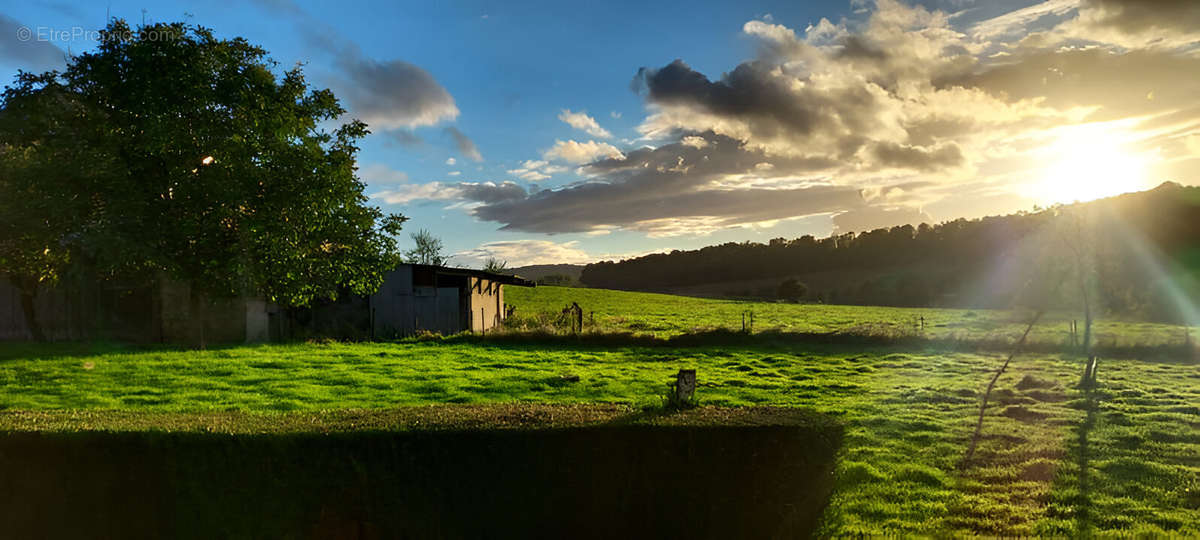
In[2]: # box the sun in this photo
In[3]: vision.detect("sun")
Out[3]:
[1033,123,1154,205]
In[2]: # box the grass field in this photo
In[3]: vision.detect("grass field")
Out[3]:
[1,285,1198,535]
[506,286,1196,351]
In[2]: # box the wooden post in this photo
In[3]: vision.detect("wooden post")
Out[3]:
[1080,356,1099,387]
[675,369,696,405]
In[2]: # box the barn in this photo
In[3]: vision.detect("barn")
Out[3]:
[0,276,284,344]
[0,264,532,343]
[297,264,535,339]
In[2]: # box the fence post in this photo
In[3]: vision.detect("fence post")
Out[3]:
[674,369,696,405]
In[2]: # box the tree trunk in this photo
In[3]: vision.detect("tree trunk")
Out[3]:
[18,287,46,342]
[1080,284,1093,357]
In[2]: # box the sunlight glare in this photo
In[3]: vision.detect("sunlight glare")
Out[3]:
[1033,124,1153,205]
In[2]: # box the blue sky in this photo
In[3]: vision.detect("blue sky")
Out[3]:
[3,1,1198,266]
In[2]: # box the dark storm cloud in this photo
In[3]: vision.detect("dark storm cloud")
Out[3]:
[445,126,483,162]
[0,14,66,71]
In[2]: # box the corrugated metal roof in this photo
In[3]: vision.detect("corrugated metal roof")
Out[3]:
[401,263,536,287]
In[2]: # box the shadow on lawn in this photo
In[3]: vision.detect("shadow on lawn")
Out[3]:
[4,327,1197,364]
[0,411,844,538]
[459,329,1199,363]
[1072,385,1099,535]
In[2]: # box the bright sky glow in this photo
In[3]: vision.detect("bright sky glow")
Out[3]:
[1034,123,1155,205]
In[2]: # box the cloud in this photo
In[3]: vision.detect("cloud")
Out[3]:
[334,56,459,132]
[452,239,595,267]
[507,159,565,181]
[371,181,525,205]
[940,48,1200,122]
[445,127,483,161]
[0,14,67,71]
[1068,0,1200,47]
[468,133,864,234]
[871,141,965,171]
[445,157,456,165]
[542,140,625,164]
[249,0,464,139]
[832,205,933,235]
[558,109,612,138]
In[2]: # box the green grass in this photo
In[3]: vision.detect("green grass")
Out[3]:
[1,285,1197,535]
[2,339,1197,535]
[507,286,1196,350]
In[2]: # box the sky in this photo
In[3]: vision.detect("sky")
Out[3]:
[2,0,1199,267]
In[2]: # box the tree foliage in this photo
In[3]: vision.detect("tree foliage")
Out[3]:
[404,229,447,266]
[776,278,807,303]
[483,257,509,274]
[0,21,406,318]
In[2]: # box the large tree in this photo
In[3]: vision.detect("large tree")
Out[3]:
[0,72,115,340]
[0,21,406,339]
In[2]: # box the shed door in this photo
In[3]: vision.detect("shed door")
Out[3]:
[435,287,461,335]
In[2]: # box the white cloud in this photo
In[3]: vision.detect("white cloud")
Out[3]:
[558,109,613,138]
[543,140,625,164]
[445,157,456,165]
[452,239,596,267]
[370,181,525,205]
[507,159,566,181]
[371,183,454,204]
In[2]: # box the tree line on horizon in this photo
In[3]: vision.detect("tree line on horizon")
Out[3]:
[580,183,1200,324]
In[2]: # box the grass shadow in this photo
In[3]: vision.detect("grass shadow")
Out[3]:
[1073,385,1099,535]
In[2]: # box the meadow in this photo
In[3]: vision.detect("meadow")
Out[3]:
[1,286,1198,535]
[506,286,1196,351]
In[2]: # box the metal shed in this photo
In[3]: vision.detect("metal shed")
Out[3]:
[366,264,534,338]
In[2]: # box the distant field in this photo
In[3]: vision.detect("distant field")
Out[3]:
[506,286,1195,350]
[1,338,1198,535]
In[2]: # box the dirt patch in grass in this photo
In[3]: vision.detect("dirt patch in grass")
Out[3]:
[1025,389,1068,402]
[1016,374,1057,390]
[1001,406,1051,422]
